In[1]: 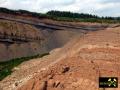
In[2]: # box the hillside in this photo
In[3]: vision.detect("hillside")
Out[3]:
[0,8,120,90]
[0,26,120,90]
[0,8,120,23]
[0,12,109,62]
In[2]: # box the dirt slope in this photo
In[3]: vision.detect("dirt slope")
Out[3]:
[0,19,45,62]
[0,13,108,62]
[0,18,84,62]
[0,26,120,90]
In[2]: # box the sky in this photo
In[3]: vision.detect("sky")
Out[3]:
[0,0,120,17]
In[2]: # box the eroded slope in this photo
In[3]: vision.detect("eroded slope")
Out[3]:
[19,27,120,90]
[0,26,120,90]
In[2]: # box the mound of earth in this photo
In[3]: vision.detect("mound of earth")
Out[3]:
[0,26,120,90]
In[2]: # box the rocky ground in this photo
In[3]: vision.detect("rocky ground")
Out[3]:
[0,25,120,90]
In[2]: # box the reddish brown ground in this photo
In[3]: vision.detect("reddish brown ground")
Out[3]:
[1,26,119,90]
[18,28,120,90]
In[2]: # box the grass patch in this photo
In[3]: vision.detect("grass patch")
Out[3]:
[0,53,49,81]
[50,16,120,24]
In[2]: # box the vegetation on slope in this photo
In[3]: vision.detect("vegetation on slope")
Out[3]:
[47,11,120,23]
[0,8,120,23]
[0,7,48,18]
[0,53,49,81]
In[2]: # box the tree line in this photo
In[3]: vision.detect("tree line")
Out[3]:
[0,7,120,23]
[47,11,99,19]
[0,7,48,18]
[47,10,120,20]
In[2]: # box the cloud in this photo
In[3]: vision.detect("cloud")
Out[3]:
[0,0,7,5]
[99,0,120,3]
[0,0,120,17]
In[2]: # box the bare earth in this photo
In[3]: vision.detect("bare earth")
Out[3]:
[0,26,120,90]
[0,15,108,62]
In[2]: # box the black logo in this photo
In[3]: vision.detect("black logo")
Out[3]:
[99,77,118,88]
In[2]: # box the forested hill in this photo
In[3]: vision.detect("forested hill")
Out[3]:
[47,11,120,23]
[0,7,120,23]
[47,11,99,19]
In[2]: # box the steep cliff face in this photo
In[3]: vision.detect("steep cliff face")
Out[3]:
[0,18,83,62]
[0,42,43,62]
[0,19,45,62]
[0,20,42,38]
[0,13,109,62]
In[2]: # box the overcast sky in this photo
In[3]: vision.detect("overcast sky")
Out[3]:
[0,0,120,17]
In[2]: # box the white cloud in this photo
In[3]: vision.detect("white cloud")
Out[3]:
[0,0,120,16]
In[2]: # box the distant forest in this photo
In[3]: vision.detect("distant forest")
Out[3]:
[0,7,120,23]
[0,7,48,18]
